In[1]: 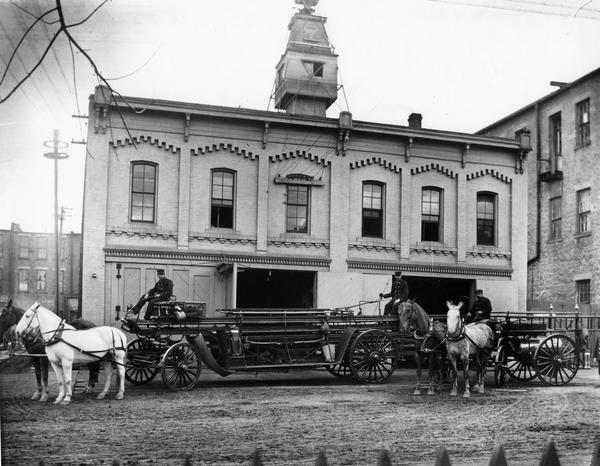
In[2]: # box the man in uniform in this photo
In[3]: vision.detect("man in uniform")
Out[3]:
[379,271,409,316]
[465,289,492,323]
[131,269,174,320]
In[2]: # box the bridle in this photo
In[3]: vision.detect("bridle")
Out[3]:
[445,308,465,341]
[20,304,65,346]
[402,301,446,353]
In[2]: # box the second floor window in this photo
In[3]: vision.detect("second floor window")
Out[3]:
[576,99,590,147]
[18,269,29,292]
[549,112,562,161]
[131,163,157,223]
[477,192,496,246]
[19,236,29,258]
[286,185,309,233]
[549,196,562,241]
[36,270,47,292]
[576,279,591,304]
[577,188,591,234]
[211,170,235,228]
[362,182,384,238]
[37,237,47,260]
[421,188,442,242]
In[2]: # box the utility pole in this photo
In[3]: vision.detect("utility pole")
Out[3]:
[43,130,69,316]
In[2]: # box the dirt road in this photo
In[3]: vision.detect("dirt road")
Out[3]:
[1,363,599,465]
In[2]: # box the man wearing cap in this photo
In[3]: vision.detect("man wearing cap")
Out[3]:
[379,271,409,316]
[465,289,492,323]
[130,269,174,320]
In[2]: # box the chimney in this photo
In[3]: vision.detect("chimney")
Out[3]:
[408,113,422,129]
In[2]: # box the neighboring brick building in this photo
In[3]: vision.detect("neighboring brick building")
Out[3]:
[0,223,82,320]
[479,66,600,313]
[81,5,530,324]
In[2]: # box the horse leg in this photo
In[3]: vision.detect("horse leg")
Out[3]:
[31,357,42,400]
[97,361,113,400]
[414,351,422,395]
[60,359,74,405]
[448,355,459,396]
[427,354,439,395]
[49,361,65,405]
[115,354,125,400]
[40,357,49,402]
[462,355,471,398]
[84,362,100,394]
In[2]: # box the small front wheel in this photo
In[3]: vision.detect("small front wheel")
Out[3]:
[125,338,160,385]
[349,329,398,383]
[161,342,202,391]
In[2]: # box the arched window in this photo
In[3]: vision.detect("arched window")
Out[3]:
[211,169,235,228]
[421,187,443,242]
[362,181,384,238]
[477,192,496,246]
[131,162,157,223]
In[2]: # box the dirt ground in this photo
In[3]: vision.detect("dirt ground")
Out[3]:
[1,360,599,466]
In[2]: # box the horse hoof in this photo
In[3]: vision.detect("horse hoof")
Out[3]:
[53,399,62,405]
[31,392,41,401]
[463,392,471,398]
[413,390,422,396]
[60,399,71,406]
[39,394,48,402]
[83,386,93,395]
[427,389,435,395]
[115,393,124,400]
[96,393,106,400]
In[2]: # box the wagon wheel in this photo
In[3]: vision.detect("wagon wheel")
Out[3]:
[326,358,352,377]
[348,329,398,383]
[125,338,160,385]
[161,342,202,391]
[494,345,507,387]
[505,341,537,381]
[534,334,578,386]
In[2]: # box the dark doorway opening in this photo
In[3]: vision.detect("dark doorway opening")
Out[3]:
[236,269,315,308]
[403,276,475,316]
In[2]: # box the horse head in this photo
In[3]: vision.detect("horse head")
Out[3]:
[15,302,42,340]
[398,299,417,333]
[0,299,18,335]
[446,300,464,338]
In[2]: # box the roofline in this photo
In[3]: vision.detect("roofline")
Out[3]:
[91,87,520,151]
[477,65,600,134]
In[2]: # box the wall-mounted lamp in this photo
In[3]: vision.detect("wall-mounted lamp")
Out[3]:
[91,273,98,278]
[116,262,122,279]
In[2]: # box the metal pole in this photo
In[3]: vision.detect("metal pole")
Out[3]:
[43,130,68,317]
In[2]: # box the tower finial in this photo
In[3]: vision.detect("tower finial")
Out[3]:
[295,0,318,14]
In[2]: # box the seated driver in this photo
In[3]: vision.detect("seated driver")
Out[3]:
[130,269,173,320]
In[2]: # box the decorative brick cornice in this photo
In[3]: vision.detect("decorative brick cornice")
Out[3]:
[104,247,331,268]
[467,249,512,260]
[189,232,256,246]
[268,237,330,249]
[106,228,177,240]
[347,260,512,277]
[467,168,512,184]
[269,150,330,166]
[349,157,400,173]
[411,163,457,179]
[191,142,257,160]
[349,240,400,253]
[411,244,457,257]
[110,135,179,153]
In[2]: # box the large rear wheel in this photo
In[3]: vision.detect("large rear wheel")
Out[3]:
[494,345,507,387]
[534,334,578,386]
[161,342,202,391]
[125,338,160,385]
[348,329,398,383]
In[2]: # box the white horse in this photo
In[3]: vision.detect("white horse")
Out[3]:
[445,301,494,398]
[15,303,127,405]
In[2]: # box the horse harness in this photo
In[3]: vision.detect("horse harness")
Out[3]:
[445,322,487,350]
[27,304,127,364]
[412,318,446,354]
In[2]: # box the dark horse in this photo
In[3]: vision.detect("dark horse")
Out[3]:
[398,299,448,395]
[1,299,100,401]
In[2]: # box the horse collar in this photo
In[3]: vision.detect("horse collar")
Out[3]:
[446,325,466,341]
[44,319,67,346]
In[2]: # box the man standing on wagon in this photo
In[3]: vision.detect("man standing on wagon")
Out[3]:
[130,269,174,320]
[379,271,409,316]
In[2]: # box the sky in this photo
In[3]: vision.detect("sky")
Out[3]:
[1,0,599,234]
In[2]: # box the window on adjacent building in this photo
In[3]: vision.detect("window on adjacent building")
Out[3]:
[19,236,29,258]
[131,162,156,223]
[59,269,65,294]
[18,269,29,292]
[577,279,591,304]
[421,187,442,242]
[286,185,309,233]
[549,112,562,163]
[577,188,591,234]
[362,182,384,238]
[36,237,47,260]
[302,60,324,78]
[211,169,235,228]
[576,99,590,147]
[549,196,562,241]
[477,192,496,246]
[36,270,47,292]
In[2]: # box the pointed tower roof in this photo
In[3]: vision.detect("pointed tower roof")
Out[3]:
[273,1,338,117]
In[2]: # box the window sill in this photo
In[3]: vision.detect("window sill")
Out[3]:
[547,238,563,244]
[575,142,591,151]
[575,231,592,239]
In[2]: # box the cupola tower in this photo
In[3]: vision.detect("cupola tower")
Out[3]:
[273,0,338,117]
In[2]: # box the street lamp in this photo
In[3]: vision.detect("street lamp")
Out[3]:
[43,130,69,316]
